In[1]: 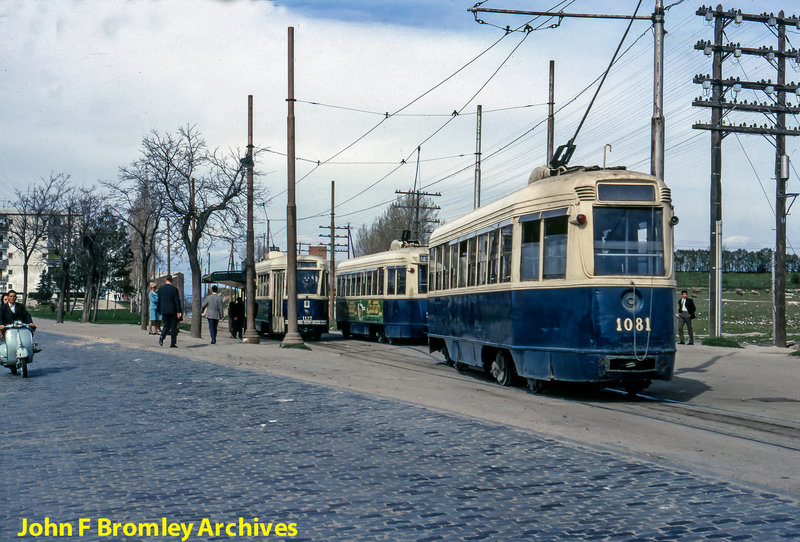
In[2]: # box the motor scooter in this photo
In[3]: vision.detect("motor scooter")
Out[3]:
[0,321,35,378]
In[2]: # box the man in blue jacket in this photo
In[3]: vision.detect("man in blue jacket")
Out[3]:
[157,275,183,348]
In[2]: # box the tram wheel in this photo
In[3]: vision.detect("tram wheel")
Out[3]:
[490,351,512,387]
[527,378,546,394]
[377,329,393,345]
[441,345,454,367]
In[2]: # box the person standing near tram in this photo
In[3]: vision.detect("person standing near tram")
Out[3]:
[677,290,696,345]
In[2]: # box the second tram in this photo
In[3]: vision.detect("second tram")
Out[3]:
[427,165,677,393]
[335,242,429,342]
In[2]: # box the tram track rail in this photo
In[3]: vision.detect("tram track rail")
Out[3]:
[316,338,800,453]
[599,387,800,452]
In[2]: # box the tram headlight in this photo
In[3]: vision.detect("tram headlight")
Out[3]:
[670,216,680,226]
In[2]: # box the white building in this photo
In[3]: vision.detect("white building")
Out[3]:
[0,210,52,301]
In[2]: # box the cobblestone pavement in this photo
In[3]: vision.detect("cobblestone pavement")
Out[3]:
[1,332,799,541]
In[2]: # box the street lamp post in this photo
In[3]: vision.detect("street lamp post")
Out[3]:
[242,94,260,344]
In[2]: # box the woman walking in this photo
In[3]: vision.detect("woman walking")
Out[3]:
[148,282,161,335]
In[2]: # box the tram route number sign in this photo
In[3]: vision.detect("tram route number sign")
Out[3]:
[347,299,384,323]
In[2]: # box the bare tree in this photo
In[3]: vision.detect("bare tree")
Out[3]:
[144,125,249,338]
[103,158,165,330]
[7,173,67,304]
[354,193,439,256]
[48,186,82,323]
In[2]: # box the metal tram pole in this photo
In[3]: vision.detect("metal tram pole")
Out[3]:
[651,0,665,180]
[282,26,303,347]
[242,94,260,344]
[474,104,482,209]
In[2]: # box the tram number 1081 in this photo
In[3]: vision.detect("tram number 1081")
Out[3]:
[615,317,652,332]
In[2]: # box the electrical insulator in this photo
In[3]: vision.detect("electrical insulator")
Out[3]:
[704,45,712,56]
[766,85,775,95]
[705,9,713,21]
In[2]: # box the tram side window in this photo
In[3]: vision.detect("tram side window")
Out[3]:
[458,240,468,288]
[500,225,513,282]
[488,229,499,284]
[543,215,568,279]
[378,267,384,295]
[477,233,488,285]
[321,271,328,297]
[466,237,477,286]
[521,219,541,281]
[435,246,443,291]
[397,267,407,295]
[387,267,396,295]
[449,243,458,289]
[366,271,373,295]
[418,264,428,293]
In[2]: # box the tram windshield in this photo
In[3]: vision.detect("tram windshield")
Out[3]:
[297,270,319,294]
[593,207,664,276]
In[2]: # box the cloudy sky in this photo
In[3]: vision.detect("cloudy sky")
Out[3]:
[2,0,799,280]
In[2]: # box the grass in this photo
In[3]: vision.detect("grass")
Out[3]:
[701,336,743,348]
[30,305,142,325]
[677,272,800,346]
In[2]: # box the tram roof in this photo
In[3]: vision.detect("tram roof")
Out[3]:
[336,245,428,272]
[255,251,329,271]
[201,270,246,288]
[430,166,664,245]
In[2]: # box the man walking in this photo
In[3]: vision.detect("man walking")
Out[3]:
[677,290,696,345]
[201,285,224,344]
[157,275,183,348]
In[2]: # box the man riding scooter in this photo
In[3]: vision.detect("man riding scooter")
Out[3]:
[0,290,41,352]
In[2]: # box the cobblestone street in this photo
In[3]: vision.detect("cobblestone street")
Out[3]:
[1,332,799,541]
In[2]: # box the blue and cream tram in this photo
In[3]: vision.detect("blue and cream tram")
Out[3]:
[335,242,428,342]
[427,165,676,393]
[256,251,330,339]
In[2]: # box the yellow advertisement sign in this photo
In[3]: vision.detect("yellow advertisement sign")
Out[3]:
[347,299,384,323]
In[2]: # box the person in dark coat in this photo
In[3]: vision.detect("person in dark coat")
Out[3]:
[229,297,245,339]
[677,290,697,345]
[157,275,183,348]
[0,290,40,352]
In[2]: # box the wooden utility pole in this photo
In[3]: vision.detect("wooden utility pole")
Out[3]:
[693,7,800,345]
[282,26,303,347]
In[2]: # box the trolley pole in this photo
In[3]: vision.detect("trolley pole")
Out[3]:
[282,26,303,347]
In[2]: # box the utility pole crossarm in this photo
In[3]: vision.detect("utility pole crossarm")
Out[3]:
[468,7,650,21]
[692,123,800,136]
[695,7,800,26]
[692,99,800,115]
